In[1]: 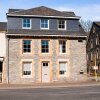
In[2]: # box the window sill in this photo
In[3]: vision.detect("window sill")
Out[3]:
[41,53,50,55]
[58,28,66,30]
[22,53,32,55]
[59,75,67,77]
[22,27,31,29]
[40,28,49,30]
[59,53,67,55]
[22,75,33,78]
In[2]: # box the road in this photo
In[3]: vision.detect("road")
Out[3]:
[0,85,100,100]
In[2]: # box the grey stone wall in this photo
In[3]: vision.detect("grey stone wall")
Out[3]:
[69,40,87,82]
[8,38,87,84]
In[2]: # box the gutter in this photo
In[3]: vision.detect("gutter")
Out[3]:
[7,14,81,19]
[7,38,10,84]
[6,34,87,38]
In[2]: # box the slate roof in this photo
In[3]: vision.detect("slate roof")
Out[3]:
[7,6,78,18]
[0,22,7,31]
[94,22,100,27]
[7,26,86,37]
[8,9,24,13]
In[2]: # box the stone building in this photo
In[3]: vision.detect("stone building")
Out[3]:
[4,6,87,84]
[87,22,100,75]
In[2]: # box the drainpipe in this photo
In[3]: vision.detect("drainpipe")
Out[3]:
[7,38,9,84]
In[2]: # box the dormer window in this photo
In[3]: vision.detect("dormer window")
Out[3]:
[22,18,31,29]
[40,19,49,29]
[58,20,66,30]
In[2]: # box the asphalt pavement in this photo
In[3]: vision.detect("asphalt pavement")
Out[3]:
[0,85,100,100]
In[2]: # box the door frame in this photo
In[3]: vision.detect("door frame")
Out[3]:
[0,61,3,83]
[41,61,51,83]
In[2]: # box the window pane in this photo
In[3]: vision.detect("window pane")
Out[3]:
[59,41,66,53]
[27,19,30,23]
[23,18,30,28]
[59,62,67,75]
[59,71,65,74]
[27,24,30,27]
[23,40,31,53]
[41,40,49,53]
[58,20,65,29]
[45,24,48,28]
[41,19,49,28]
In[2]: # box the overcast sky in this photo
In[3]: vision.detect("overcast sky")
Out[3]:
[0,0,100,22]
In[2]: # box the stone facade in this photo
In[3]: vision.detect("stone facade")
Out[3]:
[4,6,87,84]
[6,38,87,84]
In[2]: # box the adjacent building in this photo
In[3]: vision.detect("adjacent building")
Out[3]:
[3,6,87,84]
[87,22,100,75]
[0,22,7,83]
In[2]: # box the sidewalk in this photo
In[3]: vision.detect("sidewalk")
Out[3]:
[0,81,100,89]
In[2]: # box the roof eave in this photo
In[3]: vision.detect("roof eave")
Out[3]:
[7,14,81,19]
[6,33,87,38]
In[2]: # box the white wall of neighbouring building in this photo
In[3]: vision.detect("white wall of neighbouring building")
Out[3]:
[0,32,6,57]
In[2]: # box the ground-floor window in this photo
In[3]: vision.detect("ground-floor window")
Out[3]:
[59,62,67,76]
[22,62,32,76]
[0,62,2,73]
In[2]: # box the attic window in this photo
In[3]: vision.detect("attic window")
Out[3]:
[58,20,66,30]
[40,19,49,29]
[22,18,31,29]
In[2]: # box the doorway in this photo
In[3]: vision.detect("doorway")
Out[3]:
[42,62,50,83]
[0,62,3,82]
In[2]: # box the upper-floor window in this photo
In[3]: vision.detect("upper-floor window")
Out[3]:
[90,52,93,61]
[90,39,93,48]
[58,20,66,30]
[41,40,49,53]
[22,18,31,29]
[23,40,31,53]
[96,49,99,59]
[59,40,67,53]
[96,35,99,45]
[41,19,49,29]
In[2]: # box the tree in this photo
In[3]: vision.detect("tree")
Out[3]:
[80,20,93,34]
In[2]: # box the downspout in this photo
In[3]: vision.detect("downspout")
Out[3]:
[7,37,9,84]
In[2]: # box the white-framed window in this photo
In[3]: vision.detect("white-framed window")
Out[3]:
[59,40,67,53]
[96,35,99,45]
[96,35,98,45]
[22,18,31,29]
[40,19,49,29]
[41,40,49,53]
[96,49,99,59]
[90,39,93,48]
[23,40,31,53]
[91,52,93,61]
[22,62,32,77]
[58,20,66,30]
[59,62,67,76]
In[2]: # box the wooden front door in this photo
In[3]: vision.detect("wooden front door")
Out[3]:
[42,62,50,83]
